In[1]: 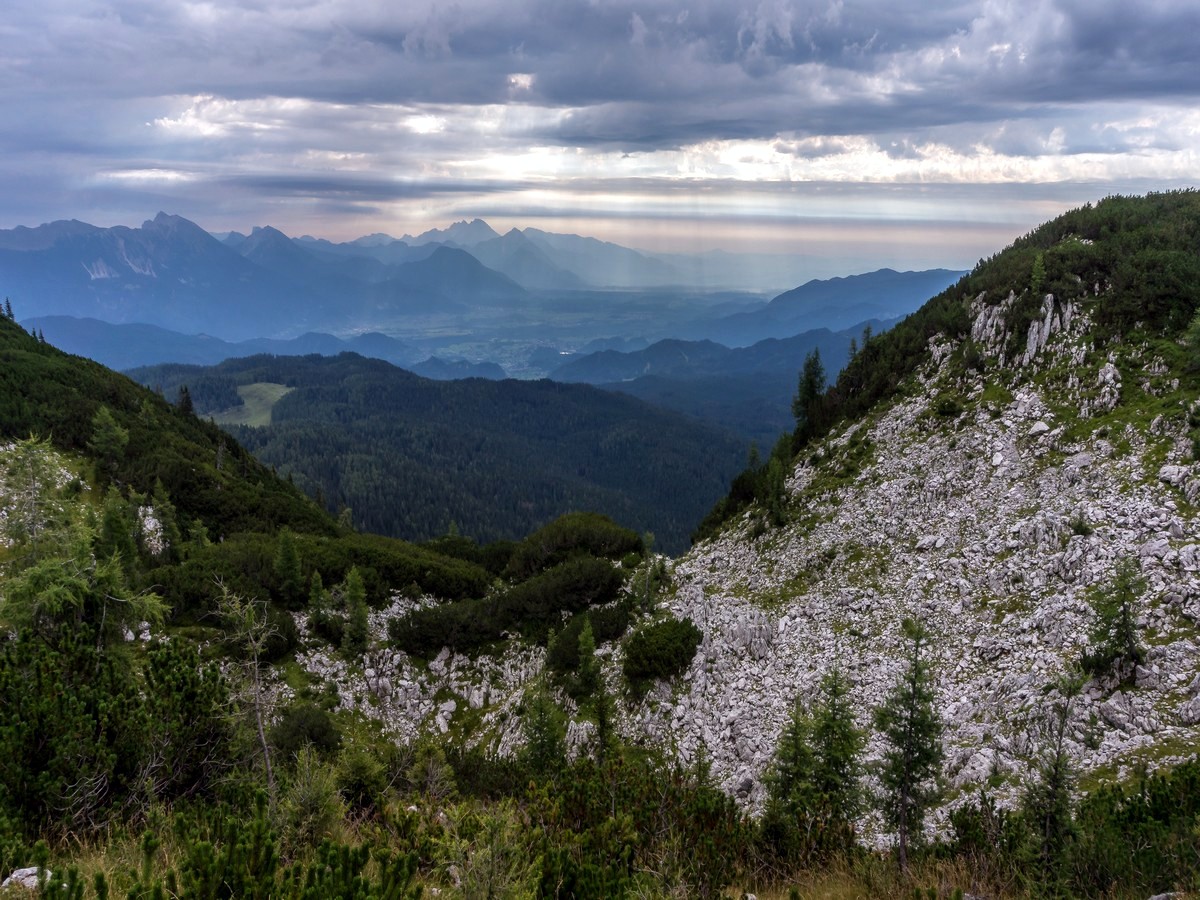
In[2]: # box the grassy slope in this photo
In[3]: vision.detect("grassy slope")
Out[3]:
[211,382,293,427]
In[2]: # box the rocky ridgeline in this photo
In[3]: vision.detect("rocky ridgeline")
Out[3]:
[635,289,1200,838]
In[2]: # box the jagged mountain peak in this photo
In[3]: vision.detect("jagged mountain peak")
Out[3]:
[403,218,499,247]
[142,211,207,235]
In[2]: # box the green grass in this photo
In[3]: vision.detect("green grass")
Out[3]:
[211,382,293,427]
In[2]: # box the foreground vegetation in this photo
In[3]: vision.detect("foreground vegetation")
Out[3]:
[2,421,1198,899]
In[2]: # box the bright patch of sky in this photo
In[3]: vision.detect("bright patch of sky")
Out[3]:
[1,0,1197,275]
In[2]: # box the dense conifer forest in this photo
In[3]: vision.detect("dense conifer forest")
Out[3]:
[3,193,1200,898]
[128,354,747,553]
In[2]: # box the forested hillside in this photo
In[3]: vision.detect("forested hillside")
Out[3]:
[128,354,747,552]
[0,311,331,539]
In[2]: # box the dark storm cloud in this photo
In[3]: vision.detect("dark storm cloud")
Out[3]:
[7,1,1200,140]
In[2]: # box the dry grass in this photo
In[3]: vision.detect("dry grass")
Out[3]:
[735,854,1026,900]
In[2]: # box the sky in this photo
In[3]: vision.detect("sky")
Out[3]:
[2,0,1198,275]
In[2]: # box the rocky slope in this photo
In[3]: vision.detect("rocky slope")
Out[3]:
[633,286,1200,837]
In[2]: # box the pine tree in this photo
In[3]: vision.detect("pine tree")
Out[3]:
[177,385,194,415]
[874,617,944,872]
[3,297,13,320]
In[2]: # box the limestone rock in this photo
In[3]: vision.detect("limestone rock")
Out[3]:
[2,868,45,890]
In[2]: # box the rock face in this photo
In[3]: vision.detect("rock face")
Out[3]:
[630,289,1200,837]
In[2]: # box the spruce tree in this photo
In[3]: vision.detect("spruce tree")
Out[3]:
[792,348,827,444]
[592,676,616,763]
[763,667,864,861]
[576,617,600,700]
[763,694,818,861]
[96,486,138,572]
[341,567,369,657]
[147,478,182,560]
[874,617,944,872]
[87,405,128,481]
[1082,558,1145,685]
[809,667,865,847]
[273,527,304,608]
[521,679,567,780]
[1031,250,1046,296]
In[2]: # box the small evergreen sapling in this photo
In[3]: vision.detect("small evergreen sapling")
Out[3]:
[1082,558,1146,685]
[762,667,864,862]
[1022,672,1083,896]
[874,617,944,873]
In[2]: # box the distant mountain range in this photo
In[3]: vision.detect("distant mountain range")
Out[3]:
[26,310,883,446]
[0,212,963,348]
[24,316,420,370]
[664,268,965,346]
[549,320,887,447]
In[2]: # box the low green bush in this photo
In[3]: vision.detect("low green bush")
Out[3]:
[622,617,702,693]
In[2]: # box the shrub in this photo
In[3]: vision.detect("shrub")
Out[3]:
[504,512,642,580]
[336,744,388,814]
[390,555,625,656]
[622,617,702,693]
[271,704,343,761]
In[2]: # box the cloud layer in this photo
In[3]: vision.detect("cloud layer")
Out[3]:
[2,0,1197,264]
